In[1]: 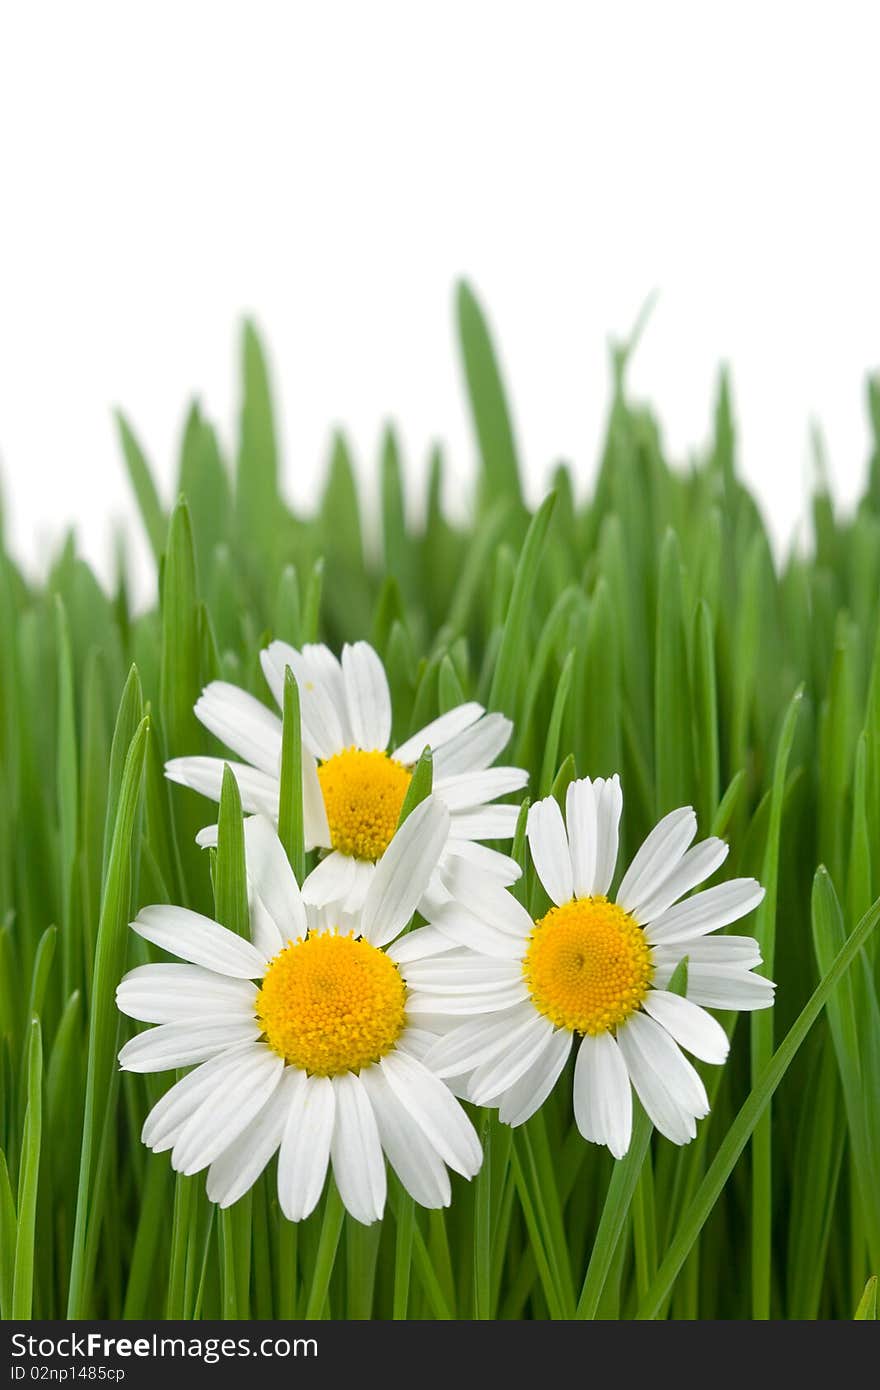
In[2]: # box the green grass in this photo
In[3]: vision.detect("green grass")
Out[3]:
[1,282,879,1319]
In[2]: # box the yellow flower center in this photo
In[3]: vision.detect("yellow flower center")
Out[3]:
[523,896,652,1036]
[255,930,407,1075]
[317,747,411,861]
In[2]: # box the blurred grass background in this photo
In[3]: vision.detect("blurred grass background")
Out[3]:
[0,282,879,1319]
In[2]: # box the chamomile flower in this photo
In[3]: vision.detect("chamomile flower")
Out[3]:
[116,800,482,1224]
[165,639,526,911]
[418,776,774,1156]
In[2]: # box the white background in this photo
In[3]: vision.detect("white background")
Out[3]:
[1,1,878,599]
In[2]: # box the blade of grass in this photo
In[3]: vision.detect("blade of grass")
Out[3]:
[636,881,880,1318]
[236,320,280,575]
[122,1153,171,1318]
[12,1018,42,1318]
[456,281,523,508]
[538,650,574,797]
[392,1187,415,1320]
[215,766,249,935]
[67,715,148,1317]
[811,869,880,1268]
[692,599,720,825]
[55,597,78,997]
[277,668,305,881]
[345,1216,381,1319]
[302,558,324,644]
[488,491,557,719]
[160,499,202,759]
[396,747,434,827]
[654,529,693,815]
[116,411,167,563]
[473,1112,493,1319]
[0,1148,15,1318]
[751,687,801,1318]
[303,1183,345,1319]
[214,765,252,1317]
[854,1276,878,1319]
[580,578,622,777]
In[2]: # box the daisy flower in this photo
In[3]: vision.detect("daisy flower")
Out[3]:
[417,776,774,1156]
[115,799,482,1224]
[165,638,527,911]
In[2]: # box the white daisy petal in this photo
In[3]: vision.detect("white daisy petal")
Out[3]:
[195,823,220,848]
[406,979,530,1015]
[633,1012,709,1113]
[342,642,392,752]
[259,639,298,710]
[418,881,451,917]
[397,1034,444,1061]
[616,807,698,915]
[392,703,484,767]
[132,904,268,978]
[379,1050,482,1177]
[432,712,514,777]
[249,895,286,961]
[642,990,730,1064]
[527,796,573,905]
[437,861,534,938]
[303,752,332,849]
[400,1017,464,1045]
[572,1031,633,1158]
[300,644,353,743]
[194,682,282,776]
[444,1074,472,1101]
[424,1005,539,1078]
[429,903,526,959]
[444,838,522,885]
[403,955,525,990]
[644,879,766,944]
[566,779,598,898]
[359,1064,451,1209]
[360,797,450,948]
[305,900,354,936]
[165,756,279,818]
[593,775,623,896]
[260,641,346,760]
[141,1042,260,1151]
[329,1071,387,1225]
[277,1073,336,1222]
[651,934,763,970]
[497,1027,573,1127]
[450,806,521,840]
[116,963,257,1024]
[616,1039,694,1144]
[434,767,528,811]
[171,1045,284,1176]
[301,850,359,909]
[342,859,376,915]
[677,966,776,1011]
[616,1011,708,1145]
[119,1017,260,1072]
[243,814,308,945]
[635,838,730,924]
[387,924,460,964]
[468,1013,556,1106]
[206,1068,301,1208]
[395,1027,439,1062]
